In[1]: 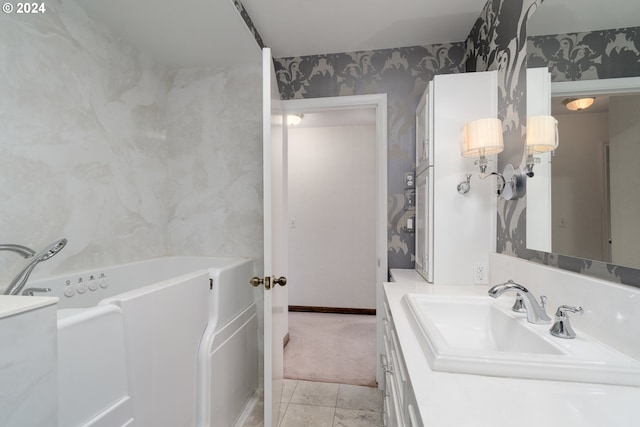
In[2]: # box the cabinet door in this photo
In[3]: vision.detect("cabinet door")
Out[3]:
[415,81,433,173]
[415,168,433,282]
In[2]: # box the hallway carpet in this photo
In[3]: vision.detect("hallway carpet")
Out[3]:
[284,312,377,387]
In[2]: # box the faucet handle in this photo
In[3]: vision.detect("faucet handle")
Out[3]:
[550,305,583,339]
[512,295,546,313]
[512,296,526,313]
[21,287,52,296]
[539,295,548,310]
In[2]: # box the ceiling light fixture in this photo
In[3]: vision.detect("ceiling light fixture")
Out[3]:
[287,114,304,126]
[562,97,595,111]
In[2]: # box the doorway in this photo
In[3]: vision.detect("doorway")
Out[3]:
[281,94,388,387]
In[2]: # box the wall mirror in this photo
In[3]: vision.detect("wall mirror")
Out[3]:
[526,0,640,271]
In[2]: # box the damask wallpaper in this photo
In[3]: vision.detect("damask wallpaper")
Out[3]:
[528,27,640,81]
[237,0,640,287]
[273,46,467,269]
[466,0,538,262]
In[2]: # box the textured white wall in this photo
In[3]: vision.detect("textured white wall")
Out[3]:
[288,124,377,309]
[0,0,263,292]
[165,65,263,266]
[0,1,170,288]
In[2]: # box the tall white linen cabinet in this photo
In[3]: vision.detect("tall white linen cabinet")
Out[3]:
[414,70,498,285]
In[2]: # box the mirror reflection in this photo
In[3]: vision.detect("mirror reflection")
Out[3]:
[549,91,640,268]
[526,0,640,269]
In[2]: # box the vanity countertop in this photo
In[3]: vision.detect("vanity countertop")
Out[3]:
[384,281,640,427]
[0,295,58,319]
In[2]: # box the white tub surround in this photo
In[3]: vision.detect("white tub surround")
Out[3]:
[197,257,258,427]
[57,305,133,427]
[383,282,640,427]
[0,296,58,427]
[103,270,210,427]
[30,256,258,427]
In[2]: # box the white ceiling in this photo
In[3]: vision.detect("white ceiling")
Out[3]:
[240,0,488,58]
[75,0,639,67]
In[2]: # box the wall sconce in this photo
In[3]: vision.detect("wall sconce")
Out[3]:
[461,118,504,174]
[287,114,304,126]
[460,117,526,200]
[525,115,558,177]
[563,97,594,111]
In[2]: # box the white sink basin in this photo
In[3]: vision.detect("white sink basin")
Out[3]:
[403,293,640,386]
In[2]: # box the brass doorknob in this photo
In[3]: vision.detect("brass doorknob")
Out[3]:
[273,276,287,286]
[250,277,263,287]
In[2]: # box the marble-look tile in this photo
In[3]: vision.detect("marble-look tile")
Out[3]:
[280,404,335,427]
[0,0,263,293]
[279,403,288,426]
[282,379,298,404]
[336,384,383,413]
[241,392,264,427]
[333,408,383,427]
[289,380,340,407]
[165,63,263,262]
[0,0,170,288]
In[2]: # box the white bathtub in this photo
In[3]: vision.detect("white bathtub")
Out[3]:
[31,256,258,427]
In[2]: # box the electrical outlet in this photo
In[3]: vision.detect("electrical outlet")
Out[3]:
[559,216,567,228]
[474,262,488,284]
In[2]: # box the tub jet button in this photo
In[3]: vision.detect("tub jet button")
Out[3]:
[64,285,76,297]
[76,281,87,294]
[88,280,99,291]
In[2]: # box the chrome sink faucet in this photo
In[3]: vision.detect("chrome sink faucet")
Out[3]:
[3,238,68,296]
[488,279,551,324]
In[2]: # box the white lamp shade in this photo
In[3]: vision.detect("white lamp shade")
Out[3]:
[461,118,504,158]
[526,115,558,154]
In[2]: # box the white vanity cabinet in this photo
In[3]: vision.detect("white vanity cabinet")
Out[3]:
[413,71,498,285]
[414,168,433,282]
[381,297,423,427]
[415,82,434,282]
[416,80,434,175]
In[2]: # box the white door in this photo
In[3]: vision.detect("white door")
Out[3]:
[526,67,553,253]
[259,47,288,427]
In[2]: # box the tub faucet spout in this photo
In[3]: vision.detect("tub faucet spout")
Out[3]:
[488,279,551,324]
[4,238,68,296]
[0,244,36,258]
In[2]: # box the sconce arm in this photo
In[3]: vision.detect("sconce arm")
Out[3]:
[480,171,506,196]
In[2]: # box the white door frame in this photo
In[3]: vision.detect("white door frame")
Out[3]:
[282,94,388,387]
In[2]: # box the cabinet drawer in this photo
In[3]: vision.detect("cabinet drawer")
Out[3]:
[384,371,404,427]
[391,330,408,384]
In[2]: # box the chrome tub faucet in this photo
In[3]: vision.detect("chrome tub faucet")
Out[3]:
[488,279,551,324]
[3,238,68,296]
[0,244,36,258]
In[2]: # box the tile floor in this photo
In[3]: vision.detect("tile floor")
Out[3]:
[242,379,384,427]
